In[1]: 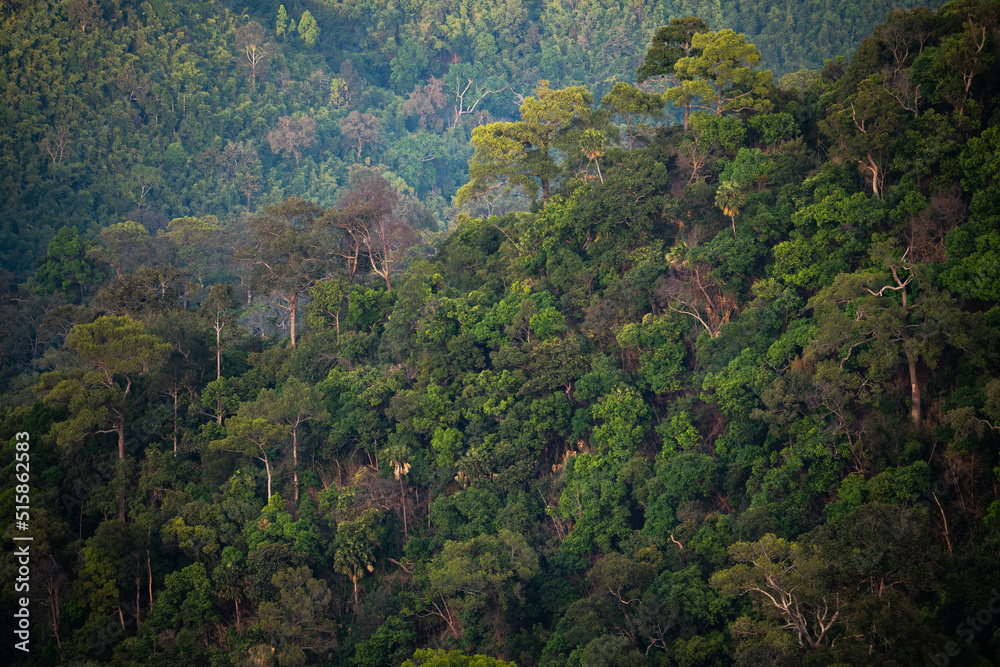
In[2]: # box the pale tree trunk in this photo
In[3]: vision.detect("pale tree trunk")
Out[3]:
[263,454,272,500]
[216,322,223,379]
[289,292,297,348]
[292,427,299,504]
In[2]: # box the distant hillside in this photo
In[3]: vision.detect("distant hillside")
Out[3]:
[660,0,949,73]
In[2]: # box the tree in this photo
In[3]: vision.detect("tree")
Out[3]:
[258,566,339,664]
[402,77,448,132]
[33,226,101,303]
[807,242,977,429]
[212,547,246,626]
[268,115,317,165]
[715,181,747,235]
[639,17,709,79]
[199,284,239,380]
[297,10,319,47]
[216,412,286,500]
[235,21,274,91]
[821,75,905,198]
[40,316,170,519]
[600,82,664,151]
[457,81,593,205]
[445,65,507,129]
[153,563,216,631]
[332,508,382,608]
[711,534,839,650]
[94,221,152,278]
[340,111,382,158]
[276,4,289,40]
[637,17,710,130]
[390,38,428,93]
[673,29,773,117]
[335,176,417,290]
[307,277,349,339]
[401,649,516,667]
[255,377,328,503]
[241,198,331,348]
[65,0,119,32]
[427,529,540,646]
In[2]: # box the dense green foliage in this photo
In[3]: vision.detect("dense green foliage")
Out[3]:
[0,0,947,274]
[3,1,1000,666]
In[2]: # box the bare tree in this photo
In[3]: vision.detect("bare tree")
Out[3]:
[451,77,506,129]
[656,263,738,338]
[339,111,382,158]
[39,124,73,169]
[267,115,317,165]
[235,21,275,91]
[335,176,416,290]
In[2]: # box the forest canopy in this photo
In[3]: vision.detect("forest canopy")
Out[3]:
[3,0,1000,666]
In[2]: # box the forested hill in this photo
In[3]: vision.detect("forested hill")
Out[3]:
[0,0,945,275]
[4,0,1000,666]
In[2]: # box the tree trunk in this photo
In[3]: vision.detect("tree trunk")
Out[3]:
[117,415,126,460]
[906,348,921,427]
[292,427,299,504]
[399,477,408,538]
[289,292,297,348]
[216,323,222,379]
[541,177,550,203]
[117,413,126,521]
[172,390,179,456]
[263,454,272,500]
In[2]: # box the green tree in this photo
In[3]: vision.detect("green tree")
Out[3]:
[276,4,289,40]
[258,565,339,665]
[212,546,246,625]
[711,534,839,650]
[297,10,319,47]
[94,221,152,279]
[254,377,328,503]
[674,29,773,117]
[391,38,428,94]
[33,226,101,303]
[154,563,216,631]
[40,316,170,518]
[600,82,664,151]
[637,17,710,130]
[199,284,239,380]
[427,529,540,646]
[457,81,593,205]
[215,411,287,500]
[401,649,516,666]
[332,508,383,608]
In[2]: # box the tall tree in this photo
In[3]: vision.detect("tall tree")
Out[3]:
[235,21,274,91]
[335,176,417,290]
[267,115,317,165]
[255,377,329,504]
[40,316,170,519]
[637,17,710,130]
[457,81,593,205]
[240,198,330,348]
[673,29,773,117]
[199,284,239,380]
